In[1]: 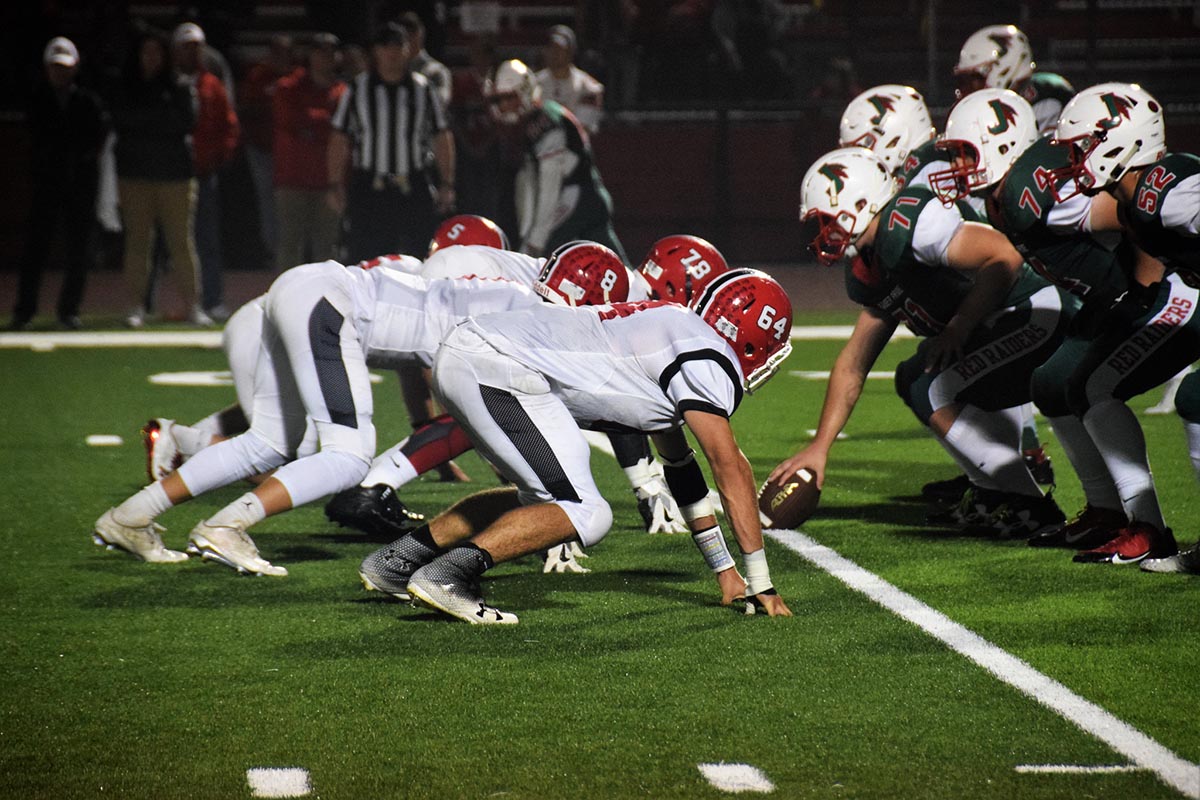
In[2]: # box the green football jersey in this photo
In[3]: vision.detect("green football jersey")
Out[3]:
[1017,72,1075,134]
[988,136,1128,298]
[1126,152,1200,271]
[846,187,1044,336]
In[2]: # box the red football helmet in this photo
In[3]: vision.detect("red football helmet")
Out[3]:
[692,268,793,393]
[638,235,729,304]
[427,215,510,256]
[534,241,630,306]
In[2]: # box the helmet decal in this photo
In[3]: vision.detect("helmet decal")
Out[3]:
[819,163,849,197]
[986,99,1019,134]
[867,94,896,125]
[1098,92,1135,129]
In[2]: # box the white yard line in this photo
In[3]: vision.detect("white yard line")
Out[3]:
[246,767,312,798]
[787,370,894,380]
[766,529,1200,799]
[697,762,775,793]
[1015,764,1148,774]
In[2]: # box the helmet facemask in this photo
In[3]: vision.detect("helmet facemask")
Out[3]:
[929,139,984,204]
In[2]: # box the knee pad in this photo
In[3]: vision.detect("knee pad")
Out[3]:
[558,496,613,548]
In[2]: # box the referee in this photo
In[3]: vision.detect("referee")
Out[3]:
[327,21,455,262]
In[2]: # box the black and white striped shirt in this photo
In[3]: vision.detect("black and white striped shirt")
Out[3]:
[331,69,448,182]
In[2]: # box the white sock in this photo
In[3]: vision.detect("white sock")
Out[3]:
[941,405,1041,496]
[1047,415,1122,511]
[1082,399,1165,529]
[1185,420,1200,481]
[361,440,420,488]
[621,456,655,492]
[206,492,267,531]
[935,435,994,489]
[114,481,173,526]
[171,422,214,457]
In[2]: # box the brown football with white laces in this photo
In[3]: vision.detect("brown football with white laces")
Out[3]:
[758,469,821,529]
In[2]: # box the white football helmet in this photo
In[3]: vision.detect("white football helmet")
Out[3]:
[484,59,541,123]
[1050,82,1167,200]
[799,147,897,265]
[954,25,1034,97]
[838,84,935,174]
[929,88,1037,204]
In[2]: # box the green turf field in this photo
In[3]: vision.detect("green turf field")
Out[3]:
[1,317,1196,799]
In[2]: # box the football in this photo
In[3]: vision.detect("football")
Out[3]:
[758,469,821,529]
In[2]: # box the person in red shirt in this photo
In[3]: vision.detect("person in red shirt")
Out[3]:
[173,22,239,322]
[238,34,295,265]
[273,33,347,269]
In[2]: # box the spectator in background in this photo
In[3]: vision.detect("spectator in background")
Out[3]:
[535,25,604,135]
[10,37,107,331]
[623,0,718,105]
[173,22,239,323]
[327,22,455,262]
[398,11,451,106]
[109,29,202,327]
[451,34,503,221]
[273,33,347,269]
[238,34,295,265]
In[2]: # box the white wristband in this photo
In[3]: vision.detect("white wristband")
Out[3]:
[691,526,736,573]
[743,548,773,595]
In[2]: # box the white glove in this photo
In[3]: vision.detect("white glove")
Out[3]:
[634,475,687,534]
[542,543,591,574]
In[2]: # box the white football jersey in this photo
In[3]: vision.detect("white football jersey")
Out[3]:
[535,66,604,133]
[420,245,545,286]
[363,268,542,368]
[463,300,744,432]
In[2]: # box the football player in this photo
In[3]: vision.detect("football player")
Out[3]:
[775,145,1073,537]
[933,86,1190,564]
[484,59,626,261]
[358,268,795,623]
[1048,82,1200,572]
[92,243,622,575]
[839,84,1055,499]
[327,234,695,542]
[953,24,1075,135]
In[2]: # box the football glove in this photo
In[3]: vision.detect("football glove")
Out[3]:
[634,472,687,534]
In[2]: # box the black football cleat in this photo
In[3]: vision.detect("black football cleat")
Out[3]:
[1023,447,1055,487]
[325,484,425,538]
[921,474,973,506]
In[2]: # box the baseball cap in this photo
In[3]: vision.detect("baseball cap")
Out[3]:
[173,22,206,46]
[44,37,79,67]
[548,25,576,51]
[311,32,340,49]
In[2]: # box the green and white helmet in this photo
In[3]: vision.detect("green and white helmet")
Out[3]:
[799,147,897,265]
[954,24,1034,95]
[1050,82,1166,198]
[839,84,935,174]
[930,88,1037,204]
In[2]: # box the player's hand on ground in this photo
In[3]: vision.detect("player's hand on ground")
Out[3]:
[745,590,792,617]
[717,567,747,606]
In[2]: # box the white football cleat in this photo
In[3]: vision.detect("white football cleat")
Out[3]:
[407,568,518,625]
[93,508,188,563]
[186,522,288,576]
[542,543,591,574]
[141,419,183,482]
